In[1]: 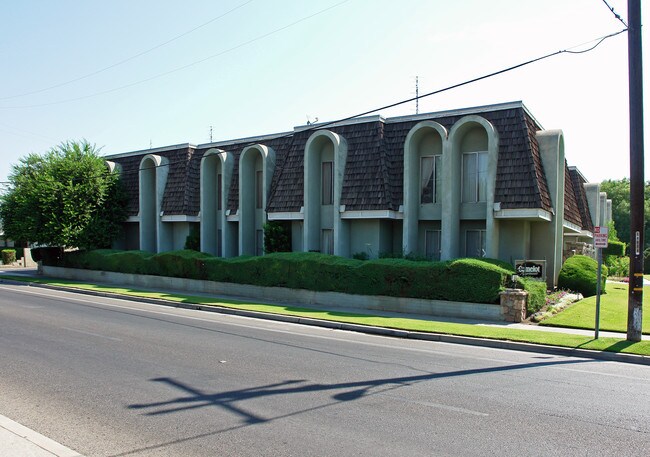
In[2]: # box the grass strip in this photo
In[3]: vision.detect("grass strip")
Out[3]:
[3,274,650,357]
[541,282,649,334]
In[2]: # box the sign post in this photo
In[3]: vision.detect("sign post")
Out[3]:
[593,226,609,339]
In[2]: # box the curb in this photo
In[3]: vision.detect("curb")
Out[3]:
[0,414,84,457]
[2,277,648,366]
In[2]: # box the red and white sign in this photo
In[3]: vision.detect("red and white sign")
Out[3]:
[594,226,609,249]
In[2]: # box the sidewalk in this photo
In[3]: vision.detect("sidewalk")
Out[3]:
[0,414,83,457]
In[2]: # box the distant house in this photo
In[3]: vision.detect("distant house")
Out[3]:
[106,101,610,287]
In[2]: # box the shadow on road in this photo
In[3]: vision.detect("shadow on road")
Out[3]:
[116,357,592,456]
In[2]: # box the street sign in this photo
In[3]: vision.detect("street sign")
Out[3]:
[594,226,609,249]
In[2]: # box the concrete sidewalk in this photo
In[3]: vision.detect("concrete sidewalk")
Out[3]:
[0,414,83,457]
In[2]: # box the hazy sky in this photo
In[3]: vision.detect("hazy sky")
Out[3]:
[0,0,647,185]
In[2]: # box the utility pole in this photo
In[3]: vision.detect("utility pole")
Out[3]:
[627,0,644,342]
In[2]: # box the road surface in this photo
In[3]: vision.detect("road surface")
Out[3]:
[1,282,649,456]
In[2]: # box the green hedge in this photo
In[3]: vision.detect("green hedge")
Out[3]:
[558,255,607,297]
[55,250,514,304]
[1,249,16,265]
[603,240,625,258]
[517,278,547,314]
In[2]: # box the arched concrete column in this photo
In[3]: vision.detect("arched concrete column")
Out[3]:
[105,160,122,175]
[239,144,275,256]
[303,130,348,256]
[536,129,565,287]
[138,154,170,253]
[200,148,234,256]
[402,121,448,255]
[447,115,499,259]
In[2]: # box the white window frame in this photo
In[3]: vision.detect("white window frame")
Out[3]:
[420,155,442,204]
[465,229,486,258]
[461,151,488,203]
[425,229,441,261]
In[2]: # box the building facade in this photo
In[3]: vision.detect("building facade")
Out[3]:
[106,102,609,287]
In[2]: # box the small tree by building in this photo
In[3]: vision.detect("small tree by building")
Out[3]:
[0,140,127,250]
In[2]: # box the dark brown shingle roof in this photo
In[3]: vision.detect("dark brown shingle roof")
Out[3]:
[563,162,583,227]
[107,103,565,220]
[568,167,594,232]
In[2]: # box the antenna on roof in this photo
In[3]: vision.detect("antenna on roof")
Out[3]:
[415,76,419,114]
[149,139,152,149]
[209,125,213,143]
[306,115,318,125]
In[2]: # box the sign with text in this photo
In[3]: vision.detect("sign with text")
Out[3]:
[594,226,609,249]
[515,260,546,279]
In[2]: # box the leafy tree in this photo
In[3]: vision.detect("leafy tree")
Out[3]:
[0,140,127,250]
[600,178,650,250]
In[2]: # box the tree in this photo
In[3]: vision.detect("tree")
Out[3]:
[600,178,650,250]
[0,140,127,250]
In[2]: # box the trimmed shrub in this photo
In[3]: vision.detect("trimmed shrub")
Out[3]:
[603,240,625,258]
[517,278,546,314]
[558,255,607,297]
[1,249,16,265]
[30,247,64,265]
[58,250,513,304]
[605,255,629,278]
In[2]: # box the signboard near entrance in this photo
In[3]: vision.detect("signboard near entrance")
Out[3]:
[514,260,546,280]
[594,226,609,249]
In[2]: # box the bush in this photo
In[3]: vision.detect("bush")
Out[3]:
[1,249,16,265]
[517,278,546,314]
[558,255,607,297]
[58,250,513,304]
[31,247,64,265]
[352,251,369,261]
[603,240,625,258]
[184,226,200,251]
[606,255,629,278]
[263,221,291,253]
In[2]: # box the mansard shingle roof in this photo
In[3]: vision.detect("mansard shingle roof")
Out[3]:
[569,167,595,232]
[106,102,588,230]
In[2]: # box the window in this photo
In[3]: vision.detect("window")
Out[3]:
[321,229,334,255]
[420,155,441,204]
[217,173,222,211]
[425,230,441,260]
[462,152,488,203]
[255,170,263,209]
[466,230,486,258]
[322,161,333,205]
[256,229,264,256]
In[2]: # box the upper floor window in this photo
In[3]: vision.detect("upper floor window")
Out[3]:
[420,155,441,204]
[255,170,263,209]
[462,151,488,203]
[322,161,333,205]
[217,173,222,211]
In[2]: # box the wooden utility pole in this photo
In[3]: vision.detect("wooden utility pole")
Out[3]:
[627,0,644,342]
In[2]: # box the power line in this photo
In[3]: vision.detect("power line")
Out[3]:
[104,27,628,178]
[601,0,628,28]
[0,0,351,110]
[0,0,254,101]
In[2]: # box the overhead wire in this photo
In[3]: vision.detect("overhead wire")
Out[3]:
[601,0,628,28]
[0,0,351,110]
[99,27,628,179]
[0,0,255,101]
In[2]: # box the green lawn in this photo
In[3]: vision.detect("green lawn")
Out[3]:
[2,275,650,357]
[541,282,649,334]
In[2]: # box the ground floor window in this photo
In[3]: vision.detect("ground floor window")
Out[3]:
[321,229,334,255]
[465,229,486,258]
[256,229,264,256]
[425,230,441,260]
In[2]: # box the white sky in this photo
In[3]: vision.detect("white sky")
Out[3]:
[0,0,647,184]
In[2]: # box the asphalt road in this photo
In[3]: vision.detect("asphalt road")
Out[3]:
[1,282,649,457]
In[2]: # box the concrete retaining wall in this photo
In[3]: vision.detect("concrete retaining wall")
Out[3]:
[42,266,506,321]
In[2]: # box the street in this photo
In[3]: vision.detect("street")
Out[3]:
[1,282,649,456]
